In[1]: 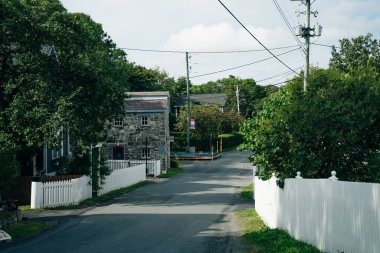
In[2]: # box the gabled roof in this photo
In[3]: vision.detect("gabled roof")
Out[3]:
[125,91,169,112]
[176,94,226,107]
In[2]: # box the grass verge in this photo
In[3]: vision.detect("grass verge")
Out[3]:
[236,208,322,253]
[79,180,152,206]
[240,183,253,200]
[158,167,183,178]
[3,221,50,240]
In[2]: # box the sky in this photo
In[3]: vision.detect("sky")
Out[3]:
[60,0,380,85]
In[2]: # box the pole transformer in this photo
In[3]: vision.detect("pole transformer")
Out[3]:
[293,0,322,91]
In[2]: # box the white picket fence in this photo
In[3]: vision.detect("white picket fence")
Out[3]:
[31,175,92,209]
[255,173,380,253]
[31,164,146,209]
[107,159,161,177]
[99,164,145,195]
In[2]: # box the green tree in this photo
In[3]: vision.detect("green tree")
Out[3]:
[0,0,127,176]
[240,68,380,184]
[176,104,244,150]
[330,33,380,76]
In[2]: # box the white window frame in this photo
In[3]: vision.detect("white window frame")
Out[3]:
[141,116,149,126]
[141,148,151,159]
[114,116,123,127]
[52,127,64,160]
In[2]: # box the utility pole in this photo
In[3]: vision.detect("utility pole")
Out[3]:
[293,0,322,91]
[304,0,310,91]
[185,52,191,152]
[235,85,240,114]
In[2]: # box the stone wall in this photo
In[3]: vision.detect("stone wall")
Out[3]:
[107,111,170,170]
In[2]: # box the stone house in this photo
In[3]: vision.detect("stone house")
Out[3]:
[106,91,171,170]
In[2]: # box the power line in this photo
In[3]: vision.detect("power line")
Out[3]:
[256,66,303,83]
[311,42,340,48]
[190,47,300,79]
[272,0,306,53]
[118,45,300,54]
[217,0,301,76]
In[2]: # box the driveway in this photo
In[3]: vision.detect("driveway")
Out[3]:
[1,150,253,253]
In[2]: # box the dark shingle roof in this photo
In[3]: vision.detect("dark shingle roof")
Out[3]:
[125,99,168,112]
[176,94,226,107]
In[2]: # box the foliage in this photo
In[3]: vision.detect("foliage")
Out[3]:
[240,68,380,183]
[236,208,321,253]
[191,76,278,117]
[0,0,127,174]
[330,33,380,77]
[175,104,244,150]
[0,140,20,198]
[90,147,112,194]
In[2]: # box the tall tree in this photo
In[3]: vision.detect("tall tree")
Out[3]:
[0,0,127,175]
[330,33,380,76]
[240,68,380,184]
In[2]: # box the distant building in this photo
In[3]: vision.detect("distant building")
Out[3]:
[174,94,226,117]
[106,92,171,170]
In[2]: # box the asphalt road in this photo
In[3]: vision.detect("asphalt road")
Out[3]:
[1,150,253,253]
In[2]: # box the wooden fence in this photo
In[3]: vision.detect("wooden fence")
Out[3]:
[254,173,380,253]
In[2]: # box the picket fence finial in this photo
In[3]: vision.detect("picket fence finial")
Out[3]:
[296,171,303,179]
[329,171,338,181]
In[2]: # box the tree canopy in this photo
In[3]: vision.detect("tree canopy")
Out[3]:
[240,66,380,184]
[0,0,129,181]
[330,33,380,77]
[175,104,244,150]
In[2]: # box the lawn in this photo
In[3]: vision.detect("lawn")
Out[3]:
[236,208,322,253]
[3,221,50,240]
[240,183,253,200]
[158,167,183,178]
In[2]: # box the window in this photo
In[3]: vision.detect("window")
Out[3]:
[52,149,62,160]
[141,148,151,159]
[141,116,149,126]
[52,127,64,159]
[114,116,123,127]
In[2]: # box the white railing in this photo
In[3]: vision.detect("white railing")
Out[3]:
[99,164,146,195]
[254,172,380,253]
[106,159,161,177]
[106,160,130,170]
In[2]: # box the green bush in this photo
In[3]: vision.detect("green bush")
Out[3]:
[170,159,179,168]
[240,68,380,183]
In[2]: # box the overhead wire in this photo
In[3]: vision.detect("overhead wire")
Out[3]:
[190,47,301,79]
[118,45,300,54]
[272,0,306,54]
[217,0,301,76]
[311,42,340,48]
[256,66,303,83]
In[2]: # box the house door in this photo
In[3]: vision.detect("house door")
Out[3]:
[113,146,124,160]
